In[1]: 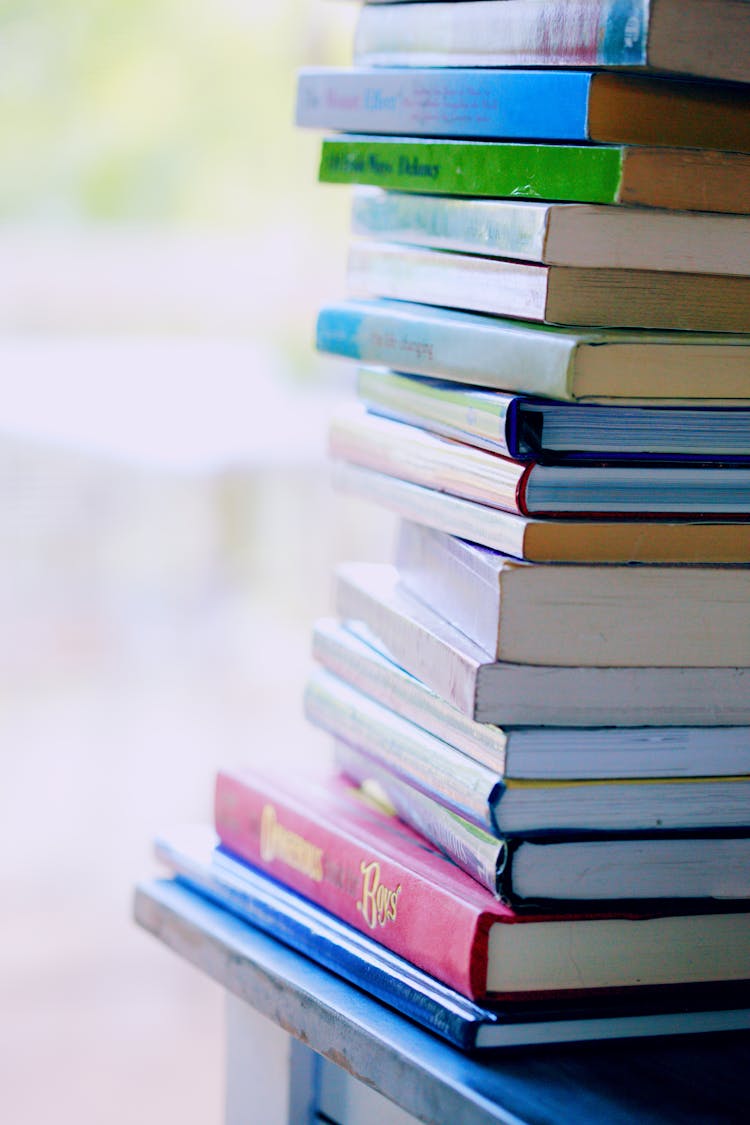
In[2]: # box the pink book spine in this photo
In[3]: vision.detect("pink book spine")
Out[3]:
[214,769,493,999]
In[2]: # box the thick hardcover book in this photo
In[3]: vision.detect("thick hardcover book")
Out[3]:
[393,521,750,668]
[306,667,750,835]
[333,738,750,903]
[351,189,750,276]
[312,618,750,779]
[316,300,750,403]
[297,67,750,152]
[334,562,750,726]
[331,407,750,522]
[335,462,750,563]
[214,766,750,998]
[348,240,750,333]
[320,136,750,214]
[357,368,750,463]
[354,0,750,85]
[139,874,750,1050]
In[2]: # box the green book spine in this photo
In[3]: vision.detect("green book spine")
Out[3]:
[319,136,625,203]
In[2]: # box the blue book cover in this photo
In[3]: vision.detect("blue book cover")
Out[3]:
[296,66,750,151]
[356,368,750,465]
[152,827,750,1048]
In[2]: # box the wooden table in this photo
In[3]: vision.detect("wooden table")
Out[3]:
[134,878,750,1125]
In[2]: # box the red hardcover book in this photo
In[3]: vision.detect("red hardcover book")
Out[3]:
[214,767,750,1002]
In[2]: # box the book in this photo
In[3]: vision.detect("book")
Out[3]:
[297,67,750,152]
[335,462,750,563]
[333,739,750,902]
[351,189,750,276]
[357,368,750,463]
[312,618,750,779]
[320,136,750,214]
[394,521,750,667]
[331,407,750,521]
[348,241,750,332]
[334,562,750,726]
[306,667,750,836]
[153,825,518,1050]
[316,299,750,404]
[214,765,750,999]
[353,0,750,85]
[139,872,750,1050]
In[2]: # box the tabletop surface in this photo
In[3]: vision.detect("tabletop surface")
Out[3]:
[134,877,750,1125]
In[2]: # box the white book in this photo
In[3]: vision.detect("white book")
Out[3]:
[335,562,750,727]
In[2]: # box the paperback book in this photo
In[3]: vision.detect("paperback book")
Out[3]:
[353,0,750,84]
[334,562,750,726]
[312,618,750,779]
[317,299,750,403]
[332,738,750,903]
[351,189,750,276]
[297,67,750,151]
[320,136,750,214]
[306,667,750,837]
[393,521,750,667]
[347,241,750,332]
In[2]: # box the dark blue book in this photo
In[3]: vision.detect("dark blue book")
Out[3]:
[356,368,750,465]
[155,827,750,1050]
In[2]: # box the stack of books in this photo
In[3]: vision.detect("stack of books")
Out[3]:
[160,0,750,1051]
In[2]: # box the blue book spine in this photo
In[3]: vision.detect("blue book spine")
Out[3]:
[297,67,594,141]
[154,829,502,1051]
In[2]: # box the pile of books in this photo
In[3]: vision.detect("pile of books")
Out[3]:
[159,1,750,1051]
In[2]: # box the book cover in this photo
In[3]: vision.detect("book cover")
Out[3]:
[214,766,750,998]
[298,67,750,152]
[306,667,750,834]
[333,739,750,903]
[138,876,750,1050]
[393,520,750,667]
[332,407,750,526]
[351,189,750,276]
[357,368,750,464]
[312,617,750,779]
[353,0,750,85]
[347,240,750,332]
[335,461,750,563]
[316,299,750,403]
[334,562,750,727]
[153,825,510,1050]
[320,135,750,214]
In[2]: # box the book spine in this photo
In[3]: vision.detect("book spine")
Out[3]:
[352,189,551,264]
[311,619,509,770]
[316,299,579,400]
[356,369,519,460]
[354,1,649,69]
[304,667,500,832]
[334,563,486,717]
[215,771,490,998]
[297,68,593,141]
[319,135,625,204]
[395,521,504,659]
[334,740,504,898]
[330,408,528,516]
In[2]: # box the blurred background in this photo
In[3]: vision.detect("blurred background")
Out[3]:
[0,2,394,1121]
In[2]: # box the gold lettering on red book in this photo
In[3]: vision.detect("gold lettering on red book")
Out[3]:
[357,859,401,929]
[259,804,324,882]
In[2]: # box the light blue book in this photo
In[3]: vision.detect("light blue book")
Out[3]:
[296,67,750,152]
